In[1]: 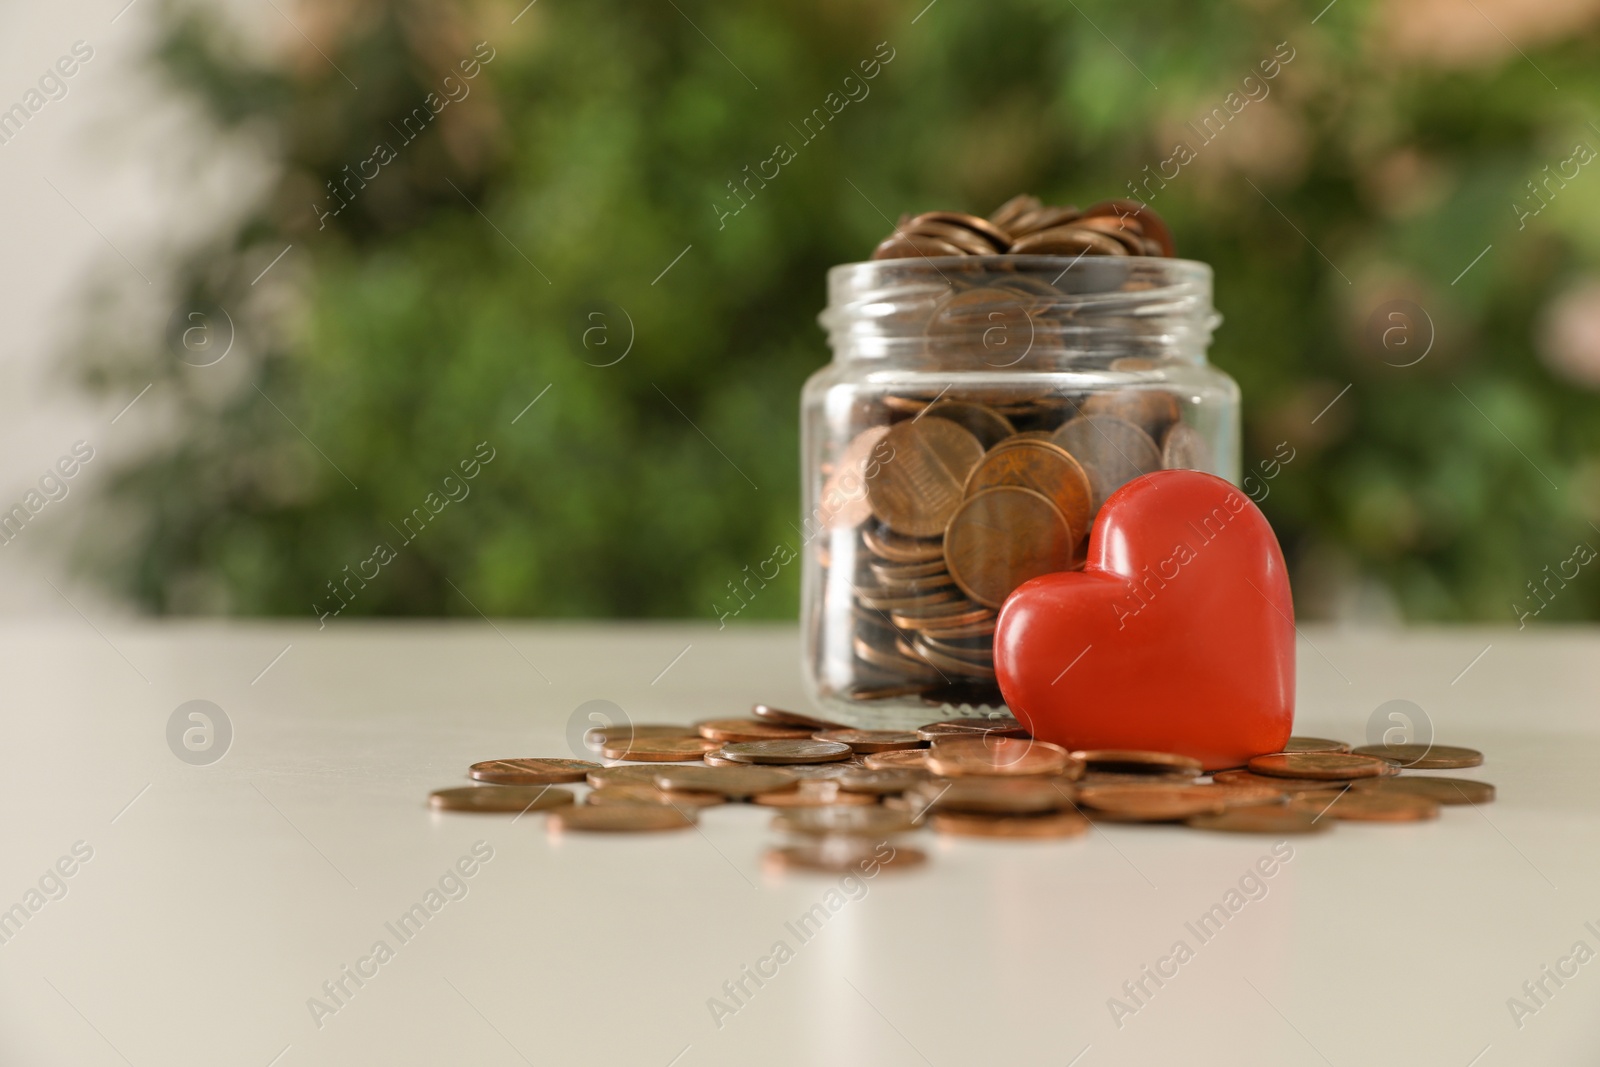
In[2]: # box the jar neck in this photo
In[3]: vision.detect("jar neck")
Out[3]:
[818,255,1220,370]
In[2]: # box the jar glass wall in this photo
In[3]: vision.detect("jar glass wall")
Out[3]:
[800,256,1236,729]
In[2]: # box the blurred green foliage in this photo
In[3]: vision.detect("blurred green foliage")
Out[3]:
[74,0,1600,623]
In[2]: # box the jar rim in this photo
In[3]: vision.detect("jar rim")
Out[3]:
[818,254,1220,365]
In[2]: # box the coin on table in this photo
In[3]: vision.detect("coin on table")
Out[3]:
[586,764,677,789]
[916,717,1029,741]
[702,751,744,766]
[1160,423,1213,472]
[1292,790,1440,822]
[1350,776,1495,805]
[696,718,815,742]
[583,724,698,746]
[549,805,696,833]
[771,805,918,837]
[751,703,846,729]
[1248,752,1398,780]
[601,737,721,762]
[813,729,924,754]
[864,749,932,772]
[765,840,926,874]
[1072,749,1203,777]
[1208,782,1291,808]
[1185,808,1330,834]
[926,737,1076,777]
[430,786,575,813]
[921,400,1017,449]
[838,769,924,795]
[468,758,599,785]
[862,525,945,563]
[719,739,855,765]
[787,760,870,780]
[1281,737,1353,754]
[865,417,986,538]
[914,775,1077,815]
[1076,784,1232,822]
[1350,743,1484,770]
[585,784,726,809]
[932,810,1090,839]
[652,765,799,798]
[963,440,1093,544]
[1209,769,1344,796]
[751,780,877,808]
[944,487,1076,609]
[1051,414,1161,512]
[820,425,891,529]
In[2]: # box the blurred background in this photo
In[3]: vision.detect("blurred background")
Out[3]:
[3,0,1600,625]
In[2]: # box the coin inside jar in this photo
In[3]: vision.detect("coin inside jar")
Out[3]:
[963,440,1093,545]
[943,487,1076,609]
[819,425,891,530]
[1051,414,1161,512]
[864,417,985,538]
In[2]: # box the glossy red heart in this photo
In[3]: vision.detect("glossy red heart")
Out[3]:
[994,470,1294,770]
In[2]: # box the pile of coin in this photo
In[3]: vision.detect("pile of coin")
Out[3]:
[821,386,1209,708]
[428,705,1494,872]
[871,197,1176,260]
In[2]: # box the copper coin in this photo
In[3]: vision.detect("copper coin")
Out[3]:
[819,426,890,529]
[583,724,697,746]
[1209,769,1343,795]
[921,400,1017,449]
[989,194,1042,231]
[1072,750,1203,776]
[864,749,932,771]
[601,736,721,762]
[932,810,1090,839]
[1281,737,1353,754]
[751,780,878,808]
[1350,743,1484,770]
[751,703,846,729]
[468,758,599,785]
[429,785,575,813]
[912,640,998,680]
[1009,226,1127,256]
[1076,784,1232,822]
[1249,752,1398,780]
[764,841,926,874]
[1005,204,1082,238]
[1081,199,1176,257]
[719,739,855,765]
[1185,808,1329,834]
[1080,770,1201,787]
[944,487,1076,609]
[926,737,1074,777]
[869,233,966,260]
[586,764,674,789]
[861,525,945,563]
[869,559,950,583]
[854,584,961,612]
[702,751,744,766]
[914,633,995,664]
[838,770,924,795]
[585,785,726,809]
[652,765,799,797]
[1351,776,1495,805]
[1293,790,1440,823]
[965,441,1093,543]
[549,805,696,832]
[813,729,924,754]
[865,417,985,537]
[920,617,998,640]
[906,219,1003,256]
[1082,390,1181,443]
[889,601,996,630]
[696,718,815,742]
[1160,423,1213,472]
[913,775,1076,815]
[771,806,918,837]
[852,634,943,681]
[917,717,1029,741]
[1051,414,1161,513]
[787,760,870,780]
[905,211,1012,250]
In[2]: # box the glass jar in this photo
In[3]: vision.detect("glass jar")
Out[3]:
[800,255,1235,729]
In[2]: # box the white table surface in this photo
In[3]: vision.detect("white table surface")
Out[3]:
[1,620,1595,1066]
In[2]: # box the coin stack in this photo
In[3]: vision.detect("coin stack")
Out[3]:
[811,196,1217,716]
[428,705,1495,871]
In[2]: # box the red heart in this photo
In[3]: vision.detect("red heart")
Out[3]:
[994,470,1294,770]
